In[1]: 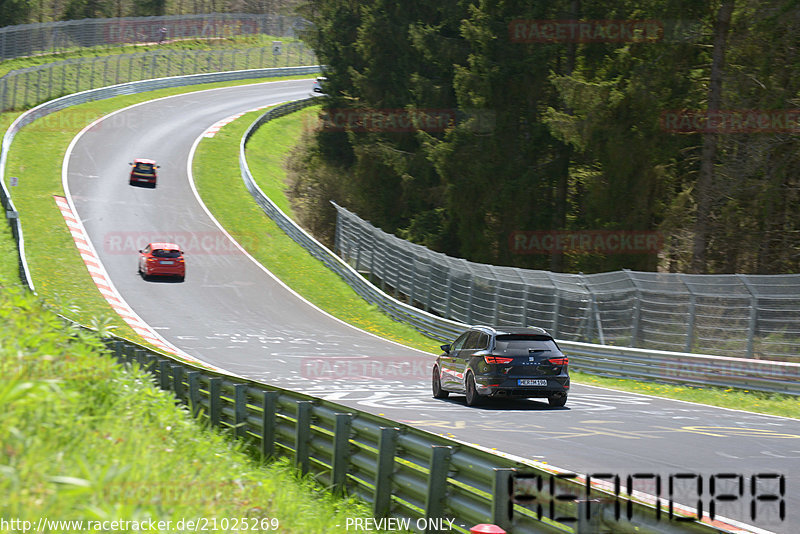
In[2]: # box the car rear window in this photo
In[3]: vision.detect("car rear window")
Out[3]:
[152,249,181,258]
[494,335,558,354]
[134,163,155,173]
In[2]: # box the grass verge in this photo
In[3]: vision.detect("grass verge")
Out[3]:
[192,105,436,353]
[194,105,800,420]
[0,285,406,533]
[2,74,316,344]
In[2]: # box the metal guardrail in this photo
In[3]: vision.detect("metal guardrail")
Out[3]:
[0,65,321,292]
[104,334,736,534]
[240,99,800,397]
[0,13,308,61]
[334,206,800,361]
[560,340,800,395]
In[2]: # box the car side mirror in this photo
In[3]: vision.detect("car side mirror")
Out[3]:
[440,344,451,353]
[128,162,133,165]
[138,249,143,253]
[156,165,161,168]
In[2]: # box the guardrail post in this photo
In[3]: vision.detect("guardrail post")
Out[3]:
[144,353,157,374]
[294,400,312,475]
[134,348,146,369]
[332,413,353,494]
[492,468,515,532]
[552,289,561,338]
[576,500,608,534]
[209,377,222,427]
[685,292,696,353]
[424,261,434,313]
[171,365,185,403]
[370,229,378,285]
[521,282,530,328]
[187,371,201,418]
[354,233,362,272]
[738,274,758,358]
[261,390,278,459]
[425,445,453,531]
[444,273,453,318]
[158,359,171,390]
[111,340,124,364]
[234,383,247,440]
[373,427,399,518]
[492,282,501,325]
[333,208,342,255]
[466,279,475,324]
[409,257,417,307]
[630,290,642,347]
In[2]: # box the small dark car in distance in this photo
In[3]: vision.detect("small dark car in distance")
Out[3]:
[129,158,159,187]
[432,325,569,407]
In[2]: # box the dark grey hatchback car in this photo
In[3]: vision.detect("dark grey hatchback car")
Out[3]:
[432,326,570,407]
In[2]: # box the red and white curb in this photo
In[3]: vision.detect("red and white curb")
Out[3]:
[53,195,223,372]
[202,102,284,138]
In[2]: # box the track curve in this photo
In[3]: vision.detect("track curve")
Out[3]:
[64,80,799,533]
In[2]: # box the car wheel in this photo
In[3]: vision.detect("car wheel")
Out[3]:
[465,372,484,406]
[432,366,449,399]
[548,393,567,407]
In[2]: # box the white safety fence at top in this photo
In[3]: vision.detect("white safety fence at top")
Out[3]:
[0,13,309,61]
[0,43,316,112]
[334,204,800,362]
[239,99,800,396]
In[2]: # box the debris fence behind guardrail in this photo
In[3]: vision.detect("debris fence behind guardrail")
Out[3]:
[334,204,800,362]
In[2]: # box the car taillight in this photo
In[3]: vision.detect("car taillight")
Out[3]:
[548,357,568,366]
[485,355,514,364]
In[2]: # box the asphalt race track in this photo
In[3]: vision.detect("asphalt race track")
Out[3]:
[64,80,799,533]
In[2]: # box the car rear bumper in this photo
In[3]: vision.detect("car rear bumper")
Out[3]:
[130,173,156,184]
[146,266,185,277]
[475,376,569,398]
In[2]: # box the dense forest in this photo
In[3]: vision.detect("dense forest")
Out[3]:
[0,0,303,26]
[290,0,800,275]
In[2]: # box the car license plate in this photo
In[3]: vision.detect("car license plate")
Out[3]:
[159,260,174,265]
[518,379,547,386]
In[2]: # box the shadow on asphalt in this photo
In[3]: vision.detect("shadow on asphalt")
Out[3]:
[433,396,570,411]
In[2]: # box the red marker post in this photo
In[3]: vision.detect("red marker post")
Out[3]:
[470,525,506,534]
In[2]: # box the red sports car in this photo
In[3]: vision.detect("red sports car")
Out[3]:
[138,242,185,281]
[129,158,159,187]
